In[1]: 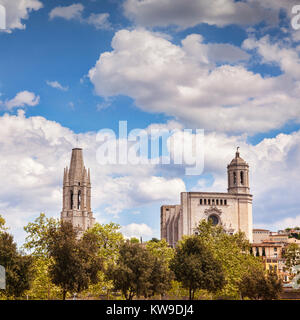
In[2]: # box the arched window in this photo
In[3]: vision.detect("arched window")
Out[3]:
[78,191,81,209]
[240,171,244,185]
[233,172,237,184]
[70,191,73,209]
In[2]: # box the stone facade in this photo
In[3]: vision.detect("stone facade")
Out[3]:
[161,150,253,247]
[61,148,95,235]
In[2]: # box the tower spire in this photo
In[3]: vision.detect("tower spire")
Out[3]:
[227,148,250,194]
[61,148,95,236]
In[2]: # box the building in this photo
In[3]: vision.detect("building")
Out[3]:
[61,148,95,235]
[161,149,253,247]
[253,229,271,243]
[251,231,300,282]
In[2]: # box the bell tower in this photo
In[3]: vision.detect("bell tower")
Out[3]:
[61,148,95,235]
[227,147,250,194]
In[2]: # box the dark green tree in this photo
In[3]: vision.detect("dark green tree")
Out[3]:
[0,232,33,299]
[48,222,102,300]
[170,236,225,300]
[239,267,282,300]
[106,241,173,300]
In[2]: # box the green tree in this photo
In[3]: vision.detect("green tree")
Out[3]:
[82,223,124,298]
[0,232,33,299]
[48,222,102,300]
[282,243,300,270]
[23,213,61,299]
[195,220,263,299]
[23,213,59,257]
[107,241,172,300]
[170,235,225,300]
[85,222,124,261]
[239,267,282,300]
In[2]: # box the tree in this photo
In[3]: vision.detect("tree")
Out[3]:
[107,241,173,300]
[85,222,124,261]
[283,243,300,270]
[23,213,61,299]
[0,232,33,299]
[195,220,263,299]
[81,223,124,299]
[23,213,59,257]
[239,267,282,300]
[48,222,102,300]
[170,236,225,300]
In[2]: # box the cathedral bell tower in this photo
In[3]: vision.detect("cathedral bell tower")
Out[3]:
[61,148,95,235]
[227,147,250,194]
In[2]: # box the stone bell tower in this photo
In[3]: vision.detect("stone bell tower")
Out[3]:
[61,148,95,235]
[227,147,250,194]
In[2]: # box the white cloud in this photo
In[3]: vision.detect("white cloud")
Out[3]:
[46,80,69,91]
[49,3,111,30]
[121,223,153,239]
[1,111,300,243]
[88,29,300,134]
[0,0,43,32]
[49,3,84,21]
[1,91,40,110]
[0,111,185,244]
[123,0,276,29]
[86,13,111,30]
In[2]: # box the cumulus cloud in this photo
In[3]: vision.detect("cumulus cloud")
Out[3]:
[123,0,277,29]
[0,111,186,244]
[0,0,43,32]
[0,110,300,242]
[1,91,40,110]
[46,80,69,91]
[120,223,153,239]
[49,3,111,30]
[88,29,300,134]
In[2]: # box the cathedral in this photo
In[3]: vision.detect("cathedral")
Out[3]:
[61,148,95,235]
[161,149,253,247]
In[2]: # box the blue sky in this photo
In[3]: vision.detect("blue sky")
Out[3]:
[1,0,300,245]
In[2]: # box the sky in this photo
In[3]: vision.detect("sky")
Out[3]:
[1,0,300,245]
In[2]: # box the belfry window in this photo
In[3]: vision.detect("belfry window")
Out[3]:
[70,191,74,209]
[78,191,81,209]
[233,172,237,185]
[200,199,202,205]
[204,199,207,205]
[240,171,244,185]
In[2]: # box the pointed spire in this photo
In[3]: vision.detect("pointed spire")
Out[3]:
[236,146,240,158]
[69,148,84,183]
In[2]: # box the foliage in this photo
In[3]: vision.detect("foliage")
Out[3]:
[146,239,174,264]
[239,268,283,300]
[25,257,61,300]
[282,243,300,270]
[0,232,33,299]
[195,220,263,299]
[106,241,173,300]
[130,237,140,244]
[85,222,124,261]
[48,222,102,300]
[0,215,8,234]
[23,213,59,257]
[170,235,225,300]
